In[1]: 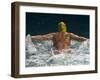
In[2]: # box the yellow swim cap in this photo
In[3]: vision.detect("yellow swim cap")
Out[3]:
[58,21,67,32]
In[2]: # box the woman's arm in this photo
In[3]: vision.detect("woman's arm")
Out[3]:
[31,33,55,41]
[69,33,87,41]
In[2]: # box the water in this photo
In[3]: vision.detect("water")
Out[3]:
[25,34,90,67]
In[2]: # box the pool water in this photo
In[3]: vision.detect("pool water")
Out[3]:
[25,34,90,67]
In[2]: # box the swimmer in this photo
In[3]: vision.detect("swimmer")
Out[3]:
[31,22,87,54]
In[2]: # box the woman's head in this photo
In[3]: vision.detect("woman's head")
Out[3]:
[58,21,67,32]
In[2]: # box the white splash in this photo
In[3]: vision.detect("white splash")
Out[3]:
[25,34,90,67]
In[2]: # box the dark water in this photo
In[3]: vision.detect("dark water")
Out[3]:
[26,12,89,38]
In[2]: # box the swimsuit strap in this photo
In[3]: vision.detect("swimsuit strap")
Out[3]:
[65,35,70,39]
